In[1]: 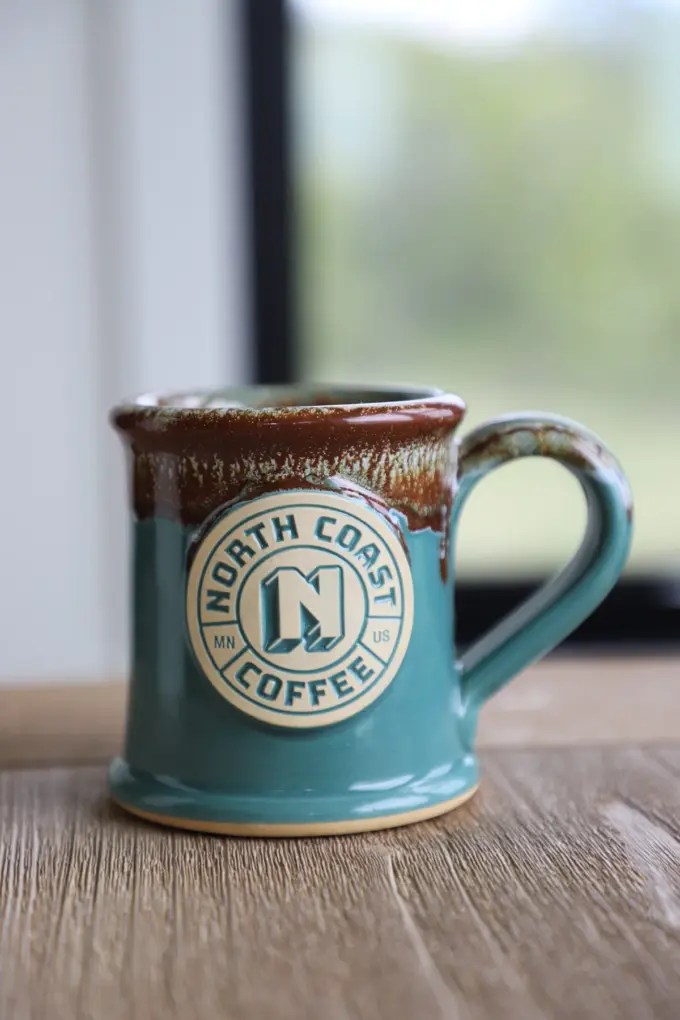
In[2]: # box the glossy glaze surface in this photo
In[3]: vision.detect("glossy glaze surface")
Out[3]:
[113,386,464,540]
[108,786,478,837]
[113,516,476,827]
[110,387,633,834]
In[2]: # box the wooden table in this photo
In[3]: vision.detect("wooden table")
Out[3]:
[2,658,680,1020]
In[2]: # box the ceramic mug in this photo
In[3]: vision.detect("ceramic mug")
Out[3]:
[110,386,632,836]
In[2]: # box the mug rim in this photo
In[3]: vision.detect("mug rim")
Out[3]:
[112,383,466,433]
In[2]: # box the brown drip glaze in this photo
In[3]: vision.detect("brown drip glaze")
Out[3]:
[458,415,635,526]
[113,389,465,582]
[185,476,412,575]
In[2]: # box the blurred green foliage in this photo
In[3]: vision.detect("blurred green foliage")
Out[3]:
[296,12,680,572]
[300,21,680,392]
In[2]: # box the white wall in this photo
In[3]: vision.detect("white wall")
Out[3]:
[0,0,248,682]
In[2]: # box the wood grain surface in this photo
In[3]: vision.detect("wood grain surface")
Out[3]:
[1,656,679,768]
[3,748,680,1020]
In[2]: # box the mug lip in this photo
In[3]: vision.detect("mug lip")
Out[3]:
[112,383,466,433]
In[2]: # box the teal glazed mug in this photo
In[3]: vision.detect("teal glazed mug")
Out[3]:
[110,385,632,836]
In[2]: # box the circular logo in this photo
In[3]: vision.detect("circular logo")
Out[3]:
[186,489,414,728]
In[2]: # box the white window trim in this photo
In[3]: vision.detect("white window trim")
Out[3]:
[0,0,249,681]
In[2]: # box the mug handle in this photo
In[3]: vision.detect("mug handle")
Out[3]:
[454,413,633,737]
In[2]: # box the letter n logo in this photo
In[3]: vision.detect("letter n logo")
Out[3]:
[260,565,344,654]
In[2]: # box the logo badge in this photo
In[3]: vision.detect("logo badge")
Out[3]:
[186,489,414,728]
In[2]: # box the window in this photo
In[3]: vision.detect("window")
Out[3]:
[241,0,680,645]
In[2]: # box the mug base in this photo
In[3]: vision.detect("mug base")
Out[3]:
[110,786,478,837]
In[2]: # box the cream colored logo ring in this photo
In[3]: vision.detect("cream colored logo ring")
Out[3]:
[186,489,414,728]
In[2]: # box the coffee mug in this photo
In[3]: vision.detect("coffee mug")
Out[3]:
[110,385,632,836]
